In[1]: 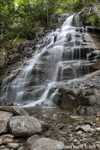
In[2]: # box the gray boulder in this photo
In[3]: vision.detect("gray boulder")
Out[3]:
[27,134,41,145]
[53,70,100,115]
[30,138,64,150]
[0,106,28,116]
[9,116,42,137]
[0,111,13,134]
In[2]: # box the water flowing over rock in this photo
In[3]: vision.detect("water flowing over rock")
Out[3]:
[0,13,100,111]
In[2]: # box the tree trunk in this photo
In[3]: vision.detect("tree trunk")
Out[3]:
[47,1,49,25]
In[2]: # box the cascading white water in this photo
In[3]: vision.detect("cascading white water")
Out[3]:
[0,14,95,107]
[62,14,74,27]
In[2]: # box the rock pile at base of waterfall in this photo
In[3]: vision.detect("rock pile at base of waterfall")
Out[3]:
[0,105,100,150]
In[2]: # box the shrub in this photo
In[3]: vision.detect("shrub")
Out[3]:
[88,14,100,27]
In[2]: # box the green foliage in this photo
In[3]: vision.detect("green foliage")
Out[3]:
[0,38,26,53]
[57,9,63,13]
[0,0,99,45]
[0,0,15,42]
[13,38,26,47]
[88,14,100,27]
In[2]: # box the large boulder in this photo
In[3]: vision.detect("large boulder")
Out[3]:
[53,70,100,115]
[9,116,42,137]
[0,106,28,116]
[0,111,13,134]
[73,13,83,27]
[30,138,64,150]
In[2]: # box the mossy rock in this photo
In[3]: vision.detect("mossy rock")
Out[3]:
[0,51,7,69]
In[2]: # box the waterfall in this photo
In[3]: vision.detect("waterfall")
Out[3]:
[0,14,95,107]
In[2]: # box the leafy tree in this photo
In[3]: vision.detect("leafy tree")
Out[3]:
[0,0,99,42]
[0,0,15,42]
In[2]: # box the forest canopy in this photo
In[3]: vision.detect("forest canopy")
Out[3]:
[0,0,99,43]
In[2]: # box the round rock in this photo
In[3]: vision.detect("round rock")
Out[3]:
[7,143,20,149]
[9,116,42,137]
[30,138,64,150]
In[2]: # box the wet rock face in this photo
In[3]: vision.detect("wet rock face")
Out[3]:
[73,13,83,27]
[57,65,75,81]
[53,71,100,115]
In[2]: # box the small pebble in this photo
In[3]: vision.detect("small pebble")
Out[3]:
[0,139,2,145]
[17,146,25,150]
[3,138,14,144]
[0,145,6,149]
[43,132,51,137]
[84,120,93,125]
[96,114,100,117]
[96,141,100,144]
[96,127,100,132]
[73,139,77,143]
[1,134,14,139]
[7,143,20,149]
[0,148,10,150]
[96,144,100,150]
[53,114,58,118]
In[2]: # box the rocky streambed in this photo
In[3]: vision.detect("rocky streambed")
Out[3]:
[0,70,100,150]
[0,104,100,150]
[0,71,100,150]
